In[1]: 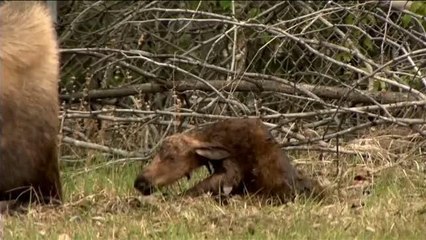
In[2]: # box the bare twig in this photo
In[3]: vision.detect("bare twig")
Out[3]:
[61,136,143,158]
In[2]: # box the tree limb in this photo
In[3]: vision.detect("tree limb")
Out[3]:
[60,80,418,104]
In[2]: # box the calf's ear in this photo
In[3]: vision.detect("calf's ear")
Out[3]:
[182,135,230,160]
[195,147,230,160]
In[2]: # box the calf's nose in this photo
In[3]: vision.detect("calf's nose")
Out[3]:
[134,176,155,195]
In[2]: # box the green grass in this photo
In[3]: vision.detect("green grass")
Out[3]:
[2,155,426,240]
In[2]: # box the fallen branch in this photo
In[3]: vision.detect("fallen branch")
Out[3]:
[60,99,426,124]
[59,80,418,104]
[70,157,150,177]
[60,136,144,158]
[283,145,370,157]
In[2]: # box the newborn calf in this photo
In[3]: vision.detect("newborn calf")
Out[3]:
[134,118,323,202]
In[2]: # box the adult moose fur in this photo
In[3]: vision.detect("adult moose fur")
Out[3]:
[0,2,62,212]
[134,118,324,202]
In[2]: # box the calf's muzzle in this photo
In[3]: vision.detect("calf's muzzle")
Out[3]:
[134,176,156,196]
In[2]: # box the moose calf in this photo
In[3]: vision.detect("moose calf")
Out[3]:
[0,2,62,212]
[134,118,323,202]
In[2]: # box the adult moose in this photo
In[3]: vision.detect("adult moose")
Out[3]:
[0,1,62,212]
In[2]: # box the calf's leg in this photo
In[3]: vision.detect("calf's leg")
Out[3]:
[184,160,242,197]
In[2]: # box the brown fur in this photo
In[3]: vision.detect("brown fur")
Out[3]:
[0,2,62,211]
[134,118,324,202]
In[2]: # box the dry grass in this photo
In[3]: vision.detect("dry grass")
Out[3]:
[2,132,426,240]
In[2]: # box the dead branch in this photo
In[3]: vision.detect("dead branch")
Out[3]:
[60,80,418,104]
[283,145,370,157]
[61,136,144,158]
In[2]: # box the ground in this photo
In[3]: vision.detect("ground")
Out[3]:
[2,149,426,239]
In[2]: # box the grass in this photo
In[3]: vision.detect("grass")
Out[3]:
[2,153,426,240]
